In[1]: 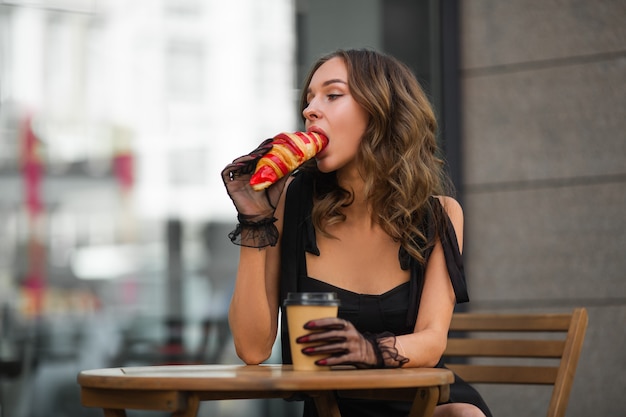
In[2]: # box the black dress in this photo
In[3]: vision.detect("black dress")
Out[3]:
[279,171,492,417]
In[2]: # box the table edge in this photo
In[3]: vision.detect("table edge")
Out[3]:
[77,365,454,392]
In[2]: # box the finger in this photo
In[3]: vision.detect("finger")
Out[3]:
[298,334,347,345]
[315,353,359,367]
[221,163,241,182]
[231,153,256,165]
[222,165,247,183]
[224,138,273,179]
[302,343,349,356]
[249,138,274,157]
[225,158,256,179]
[296,330,346,344]
[304,318,348,330]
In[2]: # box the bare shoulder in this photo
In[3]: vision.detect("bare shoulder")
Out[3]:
[434,195,463,221]
[433,196,464,246]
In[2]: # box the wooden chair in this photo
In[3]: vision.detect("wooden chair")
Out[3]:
[442,308,588,417]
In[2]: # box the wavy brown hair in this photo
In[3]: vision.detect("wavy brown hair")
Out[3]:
[298,49,453,264]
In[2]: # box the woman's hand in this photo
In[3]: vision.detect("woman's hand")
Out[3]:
[221,139,289,247]
[297,318,409,368]
[296,318,397,368]
[221,139,286,218]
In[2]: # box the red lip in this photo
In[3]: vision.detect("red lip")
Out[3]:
[307,126,328,139]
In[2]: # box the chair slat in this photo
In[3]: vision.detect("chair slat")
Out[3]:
[444,339,565,358]
[446,364,559,385]
[449,313,572,332]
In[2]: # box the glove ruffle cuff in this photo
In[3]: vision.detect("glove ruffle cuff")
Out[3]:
[363,332,409,369]
[228,213,278,248]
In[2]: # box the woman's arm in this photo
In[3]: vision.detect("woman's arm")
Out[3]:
[227,179,291,364]
[396,196,464,367]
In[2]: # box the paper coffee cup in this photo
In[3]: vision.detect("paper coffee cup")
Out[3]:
[284,292,340,371]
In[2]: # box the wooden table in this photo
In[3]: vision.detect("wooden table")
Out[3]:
[78,364,454,417]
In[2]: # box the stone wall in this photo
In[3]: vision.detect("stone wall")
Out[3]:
[459,1,626,416]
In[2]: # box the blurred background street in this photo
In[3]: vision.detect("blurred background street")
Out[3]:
[2,0,296,415]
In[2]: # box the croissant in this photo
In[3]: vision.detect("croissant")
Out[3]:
[250,131,328,191]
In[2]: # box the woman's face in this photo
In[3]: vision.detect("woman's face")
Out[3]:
[303,57,369,174]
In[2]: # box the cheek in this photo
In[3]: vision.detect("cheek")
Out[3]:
[348,106,369,144]
[337,110,367,143]
[317,138,361,173]
[345,134,363,156]
[346,118,367,151]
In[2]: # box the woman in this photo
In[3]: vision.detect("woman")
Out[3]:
[221,49,491,417]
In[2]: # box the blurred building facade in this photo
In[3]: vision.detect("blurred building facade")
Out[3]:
[1,0,296,416]
[0,1,624,417]
[458,2,625,416]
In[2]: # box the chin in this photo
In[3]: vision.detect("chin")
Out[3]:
[316,163,335,174]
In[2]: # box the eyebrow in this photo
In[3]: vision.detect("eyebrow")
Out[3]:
[306,79,348,94]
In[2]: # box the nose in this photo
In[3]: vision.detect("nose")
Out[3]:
[302,103,320,121]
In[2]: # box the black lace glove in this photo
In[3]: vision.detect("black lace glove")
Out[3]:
[221,139,289,248]
[296,318,409,368]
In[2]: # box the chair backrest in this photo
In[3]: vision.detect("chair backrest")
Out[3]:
[443,308,588,417]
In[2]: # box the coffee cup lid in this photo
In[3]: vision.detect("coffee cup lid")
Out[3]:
[283,292,340,306]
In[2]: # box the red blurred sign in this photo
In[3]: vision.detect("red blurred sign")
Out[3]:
[113,151,134,191]
[20,114,43,217]
[20,113,46,316]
